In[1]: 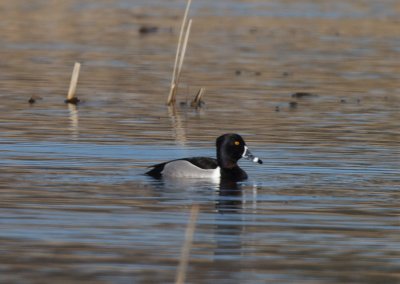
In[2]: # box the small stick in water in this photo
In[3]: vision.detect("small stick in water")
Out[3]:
[65,62,81,104]
[190,87,205,108]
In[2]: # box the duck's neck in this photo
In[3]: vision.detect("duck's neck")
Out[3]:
[218,158,236,169]
[217,152,247,180]
[220,166,248,181]
[217,150,237,169]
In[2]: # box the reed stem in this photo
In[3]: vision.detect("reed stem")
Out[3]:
[67,62,81,101]
[167,0,192,105]
[175,19,192,89]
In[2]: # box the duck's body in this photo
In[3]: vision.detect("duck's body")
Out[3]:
[146,157,220,179]
[146,133,262,181]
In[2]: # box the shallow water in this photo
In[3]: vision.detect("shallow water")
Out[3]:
[1,0,399,283]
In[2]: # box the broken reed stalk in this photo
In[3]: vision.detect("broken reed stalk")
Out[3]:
[65,62,81,104]
[175,204,199,284]
[167,0,192,106]
[191,87,205,107]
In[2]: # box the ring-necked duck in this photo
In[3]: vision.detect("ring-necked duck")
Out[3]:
[146,133,262,181]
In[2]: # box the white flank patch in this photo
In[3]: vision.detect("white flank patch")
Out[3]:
[161,160,221,179]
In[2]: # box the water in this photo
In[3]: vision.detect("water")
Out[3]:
[0,0,399,283]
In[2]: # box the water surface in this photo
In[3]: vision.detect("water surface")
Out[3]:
[0,0,399,283]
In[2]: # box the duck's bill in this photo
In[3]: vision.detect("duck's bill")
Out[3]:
[242,146,263,164]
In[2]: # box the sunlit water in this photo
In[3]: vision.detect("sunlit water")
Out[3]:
[1,0,399,283]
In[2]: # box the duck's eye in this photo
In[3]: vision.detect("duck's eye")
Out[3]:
[234,141,240,146]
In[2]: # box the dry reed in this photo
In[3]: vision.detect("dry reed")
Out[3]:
[65,62,81,104]
[167,0,192,105]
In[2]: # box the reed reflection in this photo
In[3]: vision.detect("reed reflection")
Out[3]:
[68,103,79,140]
[168,105,187,146]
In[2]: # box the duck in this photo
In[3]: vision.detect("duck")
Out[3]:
[146,133,262,181]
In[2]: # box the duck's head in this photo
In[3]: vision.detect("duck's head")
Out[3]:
[216,133,263,169]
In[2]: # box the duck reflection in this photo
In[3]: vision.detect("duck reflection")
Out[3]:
[145,175,253,278]
[216,179,243,213]
[213,179,247,277]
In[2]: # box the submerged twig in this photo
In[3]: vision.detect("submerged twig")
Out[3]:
[65,62,81,104]
[175,204,199,284]
[167,0,193,106]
